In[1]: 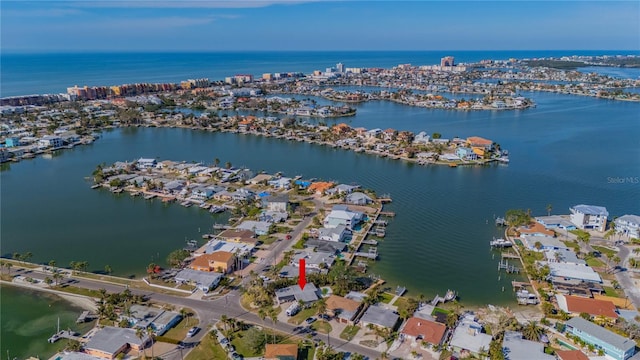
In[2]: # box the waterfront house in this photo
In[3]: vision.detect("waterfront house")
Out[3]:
[249,173,273,185]
[543,248,586,265]
[84,326,149,359]
[213,190,234,201]
[292,250,336,270]
[521,234,567,251]
[502,331,554,360]
[275,283,320,305]
[325,295,362,324]
[191,186,215,201]
[323,205,364,230]
[304,239,347,254]
[174,269,223,292]
[366,128,383,138]
[216,229,255,244]
[556,295,618,321]
[359,304,400,331]
[237,220,271,236]
[614,214,640,239]
[264,344,298,360]
[201,239,254,258]
[455,147,478,161]
[268,177,292,190]
[565,317,636,360]
[308,181,335,195]
[517,221,556,237]
[345,192,372,205]
[136,158,157,170]
[400,317,447,346]
[259,210,288,223]
[535,215,576,231]
[121,305,181,336]
[439,153,460,162]
[318,225,351,242]
[466,136,493,150]
[38,135,63,149]
[542,261,602,283]
[263,193,289,212]
[328,184,360,195]
[570,205,608,232]
[190,251,235,273]
[163,180,186,194]
[449,313,492,359]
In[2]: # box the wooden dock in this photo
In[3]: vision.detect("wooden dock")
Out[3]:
[511,281,531,288]
[501,252,520,259]
[48,330,82,343]
[361,239,378,245]
[379,211,395,217]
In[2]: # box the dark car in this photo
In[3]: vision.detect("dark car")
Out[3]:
[305,317,316,324]
[319,314,330,320]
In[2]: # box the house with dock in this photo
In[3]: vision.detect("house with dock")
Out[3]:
[323,205,364,230]
[84,326,150,359]
[449,313,492,359]
[564,317,636,360]
[274,283,320,305]
[120,304,182,335]
[345,192,373,205]
[318,225,351,242]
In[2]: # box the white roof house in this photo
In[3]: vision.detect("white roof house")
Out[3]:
[323,205,363,230]
[542,261,602,283]
[570,204,609,232]
[614,214,640,239]
[502,331,555,360]
[449,314,492,357]
[174,269,223,292]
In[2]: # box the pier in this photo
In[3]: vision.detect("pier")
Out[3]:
[76,311,96,323]
[48,330,83,343]
[379,211,396,217]
[354,247,378,259]
[497,259,520,273]
[500,252,520,259]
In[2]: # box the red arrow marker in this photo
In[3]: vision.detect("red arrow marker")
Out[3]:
[298,258,306,290]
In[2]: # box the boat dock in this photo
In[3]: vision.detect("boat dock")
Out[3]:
[354,247,378,259]
[143,193,156,200]
[48,330,82,343]
[361,239,378,245]
[213,223,232,230]
[501,252,520,259]
[379,211,395,217]
[76,311,97,323]
[490,238,512,248]
[495,217,507,226]
[497,259,520,273]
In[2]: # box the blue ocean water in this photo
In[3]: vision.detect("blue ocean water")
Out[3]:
[2,50,639,97]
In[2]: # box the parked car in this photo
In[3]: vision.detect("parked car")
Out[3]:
[319,314,330,320]
[286,234,292,240]
[305,317,316,324]
[231,353,242,360]
[220,337,229,345]
[187,327,199,337]
[226,344,236,352]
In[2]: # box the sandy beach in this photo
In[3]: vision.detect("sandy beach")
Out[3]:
[1,279,98,312]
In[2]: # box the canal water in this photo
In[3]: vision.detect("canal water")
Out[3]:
[0,285,95,359]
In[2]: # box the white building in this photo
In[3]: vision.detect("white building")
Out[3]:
[614,214,640,239]
[570,204,608,232]
[37,135,63,148]
[323,205,363,230]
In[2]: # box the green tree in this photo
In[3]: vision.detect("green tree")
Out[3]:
[244,327,266,353]
[214,158,220,167]
[166,249,190,268]
[104,264,112,276]
[146,263,157,281]
[522,320,544,341]
[505,209,531,227]
[546,204,553,216]
[225,161,232,169]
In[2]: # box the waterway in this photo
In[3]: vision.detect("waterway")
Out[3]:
[0,285,95,359]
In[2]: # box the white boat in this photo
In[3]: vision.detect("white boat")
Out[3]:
[199,203,211,209]
[490,238,512,247]
[209,205,226,213]
[180,201,192,208]
[444,289,457,301]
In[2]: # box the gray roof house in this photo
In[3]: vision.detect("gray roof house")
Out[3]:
[565,317,636,360]
[570,204,609,232]
[318,225,351,242]
[345,192,373,205]
[502,331,554,360]
[174,269,223,292]
[359,305,399,330]
[449,313,492,358]
[292,250,336,269]
[614,214,640,239]
[275,283,320,304]
[237,220,272,236]
[122,305,182,336]
[85,326,149,359]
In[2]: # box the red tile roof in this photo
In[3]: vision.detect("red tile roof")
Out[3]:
[565,295,618,318]
[556,350,589,360]
[401,317,446,344]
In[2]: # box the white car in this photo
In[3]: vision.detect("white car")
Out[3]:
[187,327,199,337]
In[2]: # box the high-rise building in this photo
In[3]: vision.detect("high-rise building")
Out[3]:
[336,62,344,73]
[441,56,455,67]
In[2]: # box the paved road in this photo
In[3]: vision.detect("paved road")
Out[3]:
[614,245,640,309]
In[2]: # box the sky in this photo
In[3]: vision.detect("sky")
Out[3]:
[1,1,639,52]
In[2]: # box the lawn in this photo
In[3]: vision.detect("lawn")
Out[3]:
[258,235,278,245]
[287,307,317,325]
[431,307,451,316]
[340,325,360,341]
[592,246,617,258]
[162,316,199,341]
[380,293,394,304]
[310,320,332,334]
[185,332,227,360]
[299,344,315,360]
[586,258,605,268]
[53,285,102,298]
[231,330,263,357]
[561,241,580,252]
[603,286,620,298]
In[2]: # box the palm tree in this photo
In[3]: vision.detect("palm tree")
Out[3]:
[268,307,279,344]
[147,263,157,281]
[316,298,327,319]
[225,161,232,169]
[522,320,544,341]
[48,260,57,272]
[546,204,553,216]
[180,308,188,327]
[214,158,220,167]
[53,271,63,286]
[612,255,621,273]
[146,326,155,359]
[104,264,112,276]
[136,327,147,358]
[23,252,33,264]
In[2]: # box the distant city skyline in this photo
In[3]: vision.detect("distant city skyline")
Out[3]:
[1,1,639,52]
